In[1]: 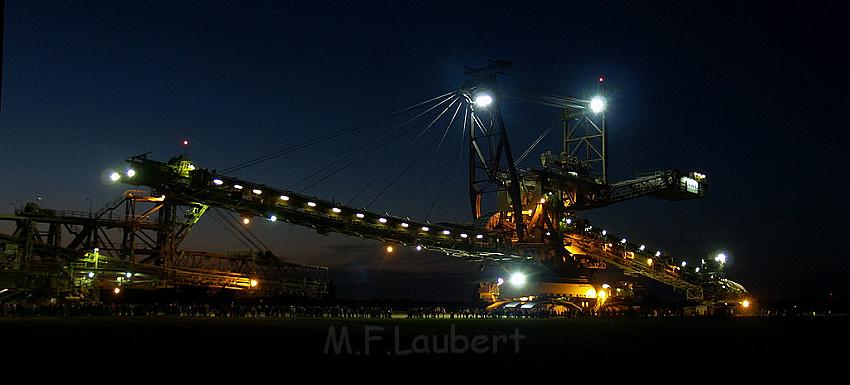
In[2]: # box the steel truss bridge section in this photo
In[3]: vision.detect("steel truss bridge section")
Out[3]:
[122,155,744,302]
[0,194,328,298]
[126,155,520,262]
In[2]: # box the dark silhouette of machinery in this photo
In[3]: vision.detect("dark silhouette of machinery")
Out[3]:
[0,62,747,310]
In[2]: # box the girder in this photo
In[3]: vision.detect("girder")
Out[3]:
[119,155,743,302]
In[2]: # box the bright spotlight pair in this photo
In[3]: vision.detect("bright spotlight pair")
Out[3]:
[109,169,136,182]
[474,93,604,114]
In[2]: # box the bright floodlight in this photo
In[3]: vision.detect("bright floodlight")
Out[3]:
[509,272,527,288]
[126,169,136,178]
[742,300,751,308]
[269,215,277,222]
[125,272,132,278]
[474,94,493,108]
[114,288,121,294]
[109,171,121,182]
[590,96,606,114]
[715,253,727,264]
[87,272,95,278]
[213,179,224,186]
[497,277,504,286]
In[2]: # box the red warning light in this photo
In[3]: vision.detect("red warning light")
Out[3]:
[598,75,605,83]
[182,140,190,146]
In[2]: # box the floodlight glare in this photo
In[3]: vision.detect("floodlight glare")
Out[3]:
[590,96,606,114]
[509,272,527,287]
[126,169,136,178]
[474,94,493,108]
[109,172,121,182]
[715,253,727,264]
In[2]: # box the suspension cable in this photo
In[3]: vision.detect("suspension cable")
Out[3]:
[299,95,460,193]
[209,209,263,252]
[209,211,254,251]
[220,91,456,174]
[516,126,552,164]
[425,106,469,220]
[403,105,468,216]
[288,93,458,190]
[365,100,464,209]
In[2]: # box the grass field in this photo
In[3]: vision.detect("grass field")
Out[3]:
[1,316,845,381]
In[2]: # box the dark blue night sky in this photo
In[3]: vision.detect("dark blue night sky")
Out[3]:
[1,1,847,300]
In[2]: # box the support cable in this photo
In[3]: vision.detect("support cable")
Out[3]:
[220,91,455,174]
[365,101,464,209]
[403,105,468,216]
[209,209,261,252]
[299,96,460,193]
[516,126,552,164]
[424,107,469,220]
[289,94,458,190]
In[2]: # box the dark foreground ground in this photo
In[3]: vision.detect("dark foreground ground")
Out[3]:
[1,316,846,382]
